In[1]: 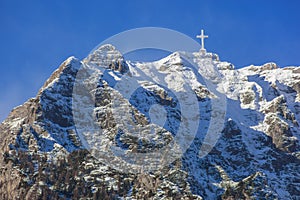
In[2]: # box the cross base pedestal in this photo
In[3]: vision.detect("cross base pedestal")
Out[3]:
[200,48,207,55]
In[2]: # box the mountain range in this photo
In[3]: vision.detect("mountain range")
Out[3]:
[0,44,299,199]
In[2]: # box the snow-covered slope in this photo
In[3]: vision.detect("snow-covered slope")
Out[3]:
[0,44,299,199]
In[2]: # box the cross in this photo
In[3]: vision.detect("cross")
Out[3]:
[196,29,208,54]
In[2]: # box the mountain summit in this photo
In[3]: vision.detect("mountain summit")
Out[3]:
[1,45,300,199]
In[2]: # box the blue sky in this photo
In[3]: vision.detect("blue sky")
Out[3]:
[1,0,300,122]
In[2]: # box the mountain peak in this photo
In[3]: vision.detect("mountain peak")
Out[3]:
[38,56,81,95]
[83,44,124,68]
[1,42,300,199]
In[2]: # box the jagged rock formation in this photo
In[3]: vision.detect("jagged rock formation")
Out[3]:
[0,44,299,199]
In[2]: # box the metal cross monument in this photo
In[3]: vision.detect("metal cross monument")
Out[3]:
[196,29,208,55]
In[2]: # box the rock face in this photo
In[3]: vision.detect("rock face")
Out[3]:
[0,44,300,199]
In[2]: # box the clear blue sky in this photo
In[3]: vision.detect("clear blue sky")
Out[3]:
[1,0,300,122]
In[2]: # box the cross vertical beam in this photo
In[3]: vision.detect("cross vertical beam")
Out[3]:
[196,29,208,54]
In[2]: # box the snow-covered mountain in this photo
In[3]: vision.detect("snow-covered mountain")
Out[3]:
[0,44,299,199]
